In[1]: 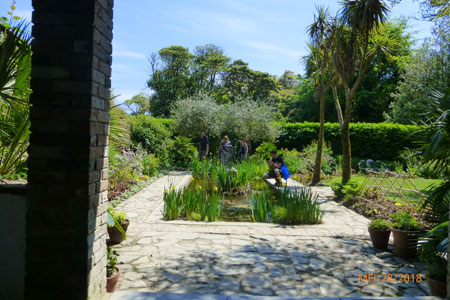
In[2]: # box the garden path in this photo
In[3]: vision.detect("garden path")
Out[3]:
[111,172,431,298]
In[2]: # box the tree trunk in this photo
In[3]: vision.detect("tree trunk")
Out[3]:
[341,120,352,184]
[312,91,326,186]
[341,85,353,184]
[332,86,344,128]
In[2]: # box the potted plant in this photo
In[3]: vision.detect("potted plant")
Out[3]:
[106,246,120,293]
[107,207,129,244]
[390,211,423,259]
[368,219,391,250]
[420,221,448,297]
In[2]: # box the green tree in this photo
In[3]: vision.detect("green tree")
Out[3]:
[124,93,150,115]
[219,59,279,103]
[220,59,253,103]
[351,20,413,122]
[191,44,230,93]
[147,46,193,116]
[306,6,336,185]
[417,0,450,20]
[328,0,393,184]
[278,70,299,89]
[171,92,280,143]
[385,24,449,124]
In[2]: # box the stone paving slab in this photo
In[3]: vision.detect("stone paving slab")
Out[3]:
[109,291,441,300]
[112,172,430,298]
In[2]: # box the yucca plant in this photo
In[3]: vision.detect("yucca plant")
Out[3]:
[0,21,31,177]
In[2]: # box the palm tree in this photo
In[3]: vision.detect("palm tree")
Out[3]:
[421,108,450,225]
[306,6,334,185]
[328,0,392,184]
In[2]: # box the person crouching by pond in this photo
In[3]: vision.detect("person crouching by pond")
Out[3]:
[219,135,233,165]
[264,150,285,187]
[199,131,209,161]
[238,136,248,161]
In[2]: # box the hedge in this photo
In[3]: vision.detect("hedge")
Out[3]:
[277,122,425,161]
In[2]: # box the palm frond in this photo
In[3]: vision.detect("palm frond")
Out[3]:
[0,21,31,176]
[340,0,390,32]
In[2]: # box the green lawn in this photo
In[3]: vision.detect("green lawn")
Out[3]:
[323,175,443,207]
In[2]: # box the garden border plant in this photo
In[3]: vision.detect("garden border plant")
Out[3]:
[390,211,424,259]
[368,219,391,250]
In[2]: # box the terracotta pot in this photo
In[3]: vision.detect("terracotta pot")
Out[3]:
[368,228,391,250]
[426,276,447,297]
[106,267,120,293]
[107,219,129,244]
[391,228,420,259]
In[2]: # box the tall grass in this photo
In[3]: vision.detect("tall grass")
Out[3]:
[250,189,273,222]
[273,188,323,225]
[163,186,183,220]
[192,157,267,193]
[163,184,223,222]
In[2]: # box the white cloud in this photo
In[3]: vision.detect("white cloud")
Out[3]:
[244,41,303,59]
[113,51,147,60]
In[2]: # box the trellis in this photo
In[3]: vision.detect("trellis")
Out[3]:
[360,170,425,203]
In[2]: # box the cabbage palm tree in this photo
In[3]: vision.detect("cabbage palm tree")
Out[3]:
[329,0,391,183]
[306,6,335,185]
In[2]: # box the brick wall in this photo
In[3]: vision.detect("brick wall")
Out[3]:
[26,0,113,299]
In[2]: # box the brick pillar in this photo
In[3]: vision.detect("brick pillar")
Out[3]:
[26,0,113,299]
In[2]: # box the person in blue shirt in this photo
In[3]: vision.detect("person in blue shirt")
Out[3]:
[263,150,289,187]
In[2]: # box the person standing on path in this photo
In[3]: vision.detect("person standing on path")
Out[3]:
[238,136,248,161]
[198,131,209,161]
[219,135,233,165]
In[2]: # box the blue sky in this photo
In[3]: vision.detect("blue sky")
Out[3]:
[2,0,434,104]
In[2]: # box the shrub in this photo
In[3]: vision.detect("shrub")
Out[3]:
[254,142,277,159]
[369,219,391,230]
[129,115,173,166]
[109,147,146,200]
[142,154,161,177]
[390,211,423,231]
[171,136,198,168]
[332,180,362,200]
[419,221,448,282]
[278,122,424,161]
[281,149,309,175]
[273,188,323,224]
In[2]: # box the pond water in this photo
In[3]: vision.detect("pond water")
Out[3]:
[186,179,269,222]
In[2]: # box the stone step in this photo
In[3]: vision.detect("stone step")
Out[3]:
[108,291,441,300]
